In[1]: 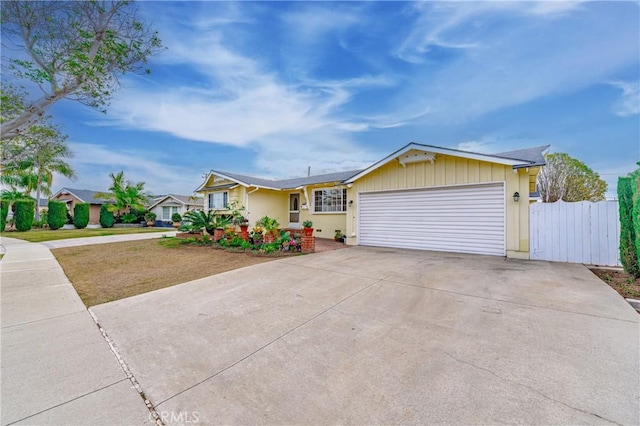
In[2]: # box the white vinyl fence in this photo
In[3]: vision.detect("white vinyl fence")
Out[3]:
[530,200,621,266]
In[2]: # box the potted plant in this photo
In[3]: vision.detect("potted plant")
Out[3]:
[212,214,232,242]
[250,225,264,244]
[334,229,345,243]
[302,220,314,236]
[257,215,279,244]
[144,211,156,227]
[171,212,182,228]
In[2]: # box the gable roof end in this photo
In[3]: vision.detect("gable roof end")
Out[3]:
[52,188,112,204]
[344,143,549,184]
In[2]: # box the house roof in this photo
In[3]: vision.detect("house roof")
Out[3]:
[52,188,112,204]
[198,143,548,192]
[344,143,548,183]
[148,194,204,210]
[492,145,549,169]
[198,169,363,192]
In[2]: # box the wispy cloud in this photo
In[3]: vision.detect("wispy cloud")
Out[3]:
[390,1,638,123]
[99,3,393,176]
[54,143,203,195]
[610,81,640,117]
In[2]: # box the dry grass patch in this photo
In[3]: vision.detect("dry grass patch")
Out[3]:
[53,238,276,307]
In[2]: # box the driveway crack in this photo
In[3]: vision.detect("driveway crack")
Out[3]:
[88,310,165,426]
[438,349,623,426]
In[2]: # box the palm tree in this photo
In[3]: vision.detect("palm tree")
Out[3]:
[27,135,76,221]
[0,125,75,221]
[97,171,149,217]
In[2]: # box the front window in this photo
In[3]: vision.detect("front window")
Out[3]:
[314,188,347,213]
[162,206,178,220]
[208,192,228,210]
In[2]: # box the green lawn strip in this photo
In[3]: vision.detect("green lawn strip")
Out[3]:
[1,227,171,243]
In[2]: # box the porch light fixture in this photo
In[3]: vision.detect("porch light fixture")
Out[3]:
[348,200,353,206]
[513,192,520,202]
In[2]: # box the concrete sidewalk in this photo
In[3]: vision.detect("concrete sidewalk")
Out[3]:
[0,236,150,425]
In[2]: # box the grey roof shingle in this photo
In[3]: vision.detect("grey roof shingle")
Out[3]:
[492,145,549,166]
[211,169,363,189]
[57,188,112,204]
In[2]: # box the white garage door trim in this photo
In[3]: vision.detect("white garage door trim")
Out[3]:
[357,182,506,256]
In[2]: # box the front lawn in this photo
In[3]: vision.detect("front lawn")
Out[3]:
[52,238,276,307]
[1,227,170,243]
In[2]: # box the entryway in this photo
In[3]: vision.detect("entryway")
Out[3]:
[288,193,300,228]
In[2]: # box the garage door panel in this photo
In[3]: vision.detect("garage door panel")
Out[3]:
[358,183,505,256]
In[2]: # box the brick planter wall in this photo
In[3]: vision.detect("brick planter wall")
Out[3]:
[301,235,315,253]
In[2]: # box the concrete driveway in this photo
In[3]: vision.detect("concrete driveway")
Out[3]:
[91,247,639,425]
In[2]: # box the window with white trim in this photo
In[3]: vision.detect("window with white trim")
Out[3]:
[162,206,178,220]
[313,188,347,213]
[208,192,228,210]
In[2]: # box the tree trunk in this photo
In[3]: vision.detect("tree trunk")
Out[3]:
[35,173,42,222]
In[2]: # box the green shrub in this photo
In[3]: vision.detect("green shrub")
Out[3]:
[120,213,138,224]
[73,203,90,229]
[100,204,115,228]
[47,201,68,230]
[33,209,48,229]
[618,176,639,277]
[0,200,9,232]
[14,199,35,232]
[633,174,640,272]
[172,212,182,222]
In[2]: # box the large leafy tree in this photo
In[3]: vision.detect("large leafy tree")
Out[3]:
[97,171,149,216]
[1,0,163,139]
[537,153,607,203]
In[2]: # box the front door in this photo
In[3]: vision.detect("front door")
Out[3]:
[288,193,300,228]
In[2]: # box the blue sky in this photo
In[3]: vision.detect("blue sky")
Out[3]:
[32,1,640,197]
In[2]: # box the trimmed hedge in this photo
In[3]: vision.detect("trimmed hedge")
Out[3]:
[0,200,9,232]
[48,200,68,230]
[14,199,35,232]
[619,175,640,277]
[74,203,90,229]
[100,204,114,228]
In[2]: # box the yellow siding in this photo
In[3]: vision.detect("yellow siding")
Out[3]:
[347,154,537,258]
[244,189,287,227]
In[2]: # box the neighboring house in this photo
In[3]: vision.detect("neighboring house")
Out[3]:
[37,198,48,216]
[147,194,204,222]
[51,188,112,225]
[196,143,547,259]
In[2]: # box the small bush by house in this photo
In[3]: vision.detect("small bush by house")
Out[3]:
[100,204,115,228]
[74,203,90,229]
[48,200,68,230]
[0,200,9,232]
[14,199,35,232]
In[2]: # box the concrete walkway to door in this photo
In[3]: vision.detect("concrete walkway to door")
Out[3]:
[0,236,150,425]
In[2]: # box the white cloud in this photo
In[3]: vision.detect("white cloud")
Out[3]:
[54,143,203,196]
[99,10,394,177]
[390,1,638,123]
[610,81,640,117]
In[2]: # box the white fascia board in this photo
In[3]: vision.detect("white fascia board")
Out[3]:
[148,195,186,211]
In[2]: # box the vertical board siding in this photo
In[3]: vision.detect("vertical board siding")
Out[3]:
[530,201,621,266]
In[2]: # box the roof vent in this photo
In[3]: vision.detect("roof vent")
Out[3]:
[398,150,436,167]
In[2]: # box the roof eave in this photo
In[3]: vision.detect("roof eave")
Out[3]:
[512,161,546,170]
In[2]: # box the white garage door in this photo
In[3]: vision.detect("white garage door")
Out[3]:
[358,183,506,256]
